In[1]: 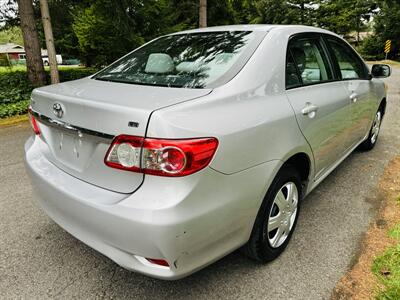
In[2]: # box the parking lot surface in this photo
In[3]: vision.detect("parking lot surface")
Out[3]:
[1,67,399,299]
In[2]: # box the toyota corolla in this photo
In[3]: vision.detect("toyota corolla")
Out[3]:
[25,25,390,279]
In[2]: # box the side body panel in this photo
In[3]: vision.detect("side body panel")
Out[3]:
[342,79,376,149]
[285,82,351,179]
[369,78,387,113]
[321,35,380,150]
[147,28,314,179]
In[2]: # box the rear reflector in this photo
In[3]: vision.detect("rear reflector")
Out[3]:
[28,107,40,135]
[105,135,218,177]
[146,258,170,267]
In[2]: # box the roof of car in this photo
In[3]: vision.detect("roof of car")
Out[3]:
[172,24,333,35]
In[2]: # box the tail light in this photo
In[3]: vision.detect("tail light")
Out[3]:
[28,107,41,135]
[104,135,218,177]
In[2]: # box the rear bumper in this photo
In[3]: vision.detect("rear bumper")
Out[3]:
[24,136,281,279]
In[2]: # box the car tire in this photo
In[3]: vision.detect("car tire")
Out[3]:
[358,106,384,151]
[243,165,302,263]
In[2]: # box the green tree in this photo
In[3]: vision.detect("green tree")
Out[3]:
[362,0,400,60]
[72,0,170,66]
[207,0,236,26]
[0,26,24,45]
[317,0,376,38]
[4,0,391,66]
[250,0,315,25]
[287,0,317,25]
[47,0,82,60]
[251,0,295,24]
[71,0,238,66]
[169,0,235,31]
[229,0,258,24]
[351,0,376,44]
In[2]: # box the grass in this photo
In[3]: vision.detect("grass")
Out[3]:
[389,225,400,240]
[372,198,400,299]
[0,65,27,73]
[0,113,28,126]
[372,245,400,299]
[366,60,400,66]
[0,65,84,73]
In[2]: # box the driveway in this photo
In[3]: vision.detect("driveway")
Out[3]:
[1,67,399,299]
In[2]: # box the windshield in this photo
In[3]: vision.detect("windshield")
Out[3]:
[94,31,258,88]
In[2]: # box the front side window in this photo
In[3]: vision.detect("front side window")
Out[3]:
[326,37,368,80]
[94,31,258,88]
[286,37,333,87]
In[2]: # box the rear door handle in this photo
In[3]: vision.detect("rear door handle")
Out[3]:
[301,102,319,117]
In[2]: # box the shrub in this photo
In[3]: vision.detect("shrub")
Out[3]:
[57,67,98,82]
[0,71,33,105]
[0,99,30,118]
[0,67,98,118]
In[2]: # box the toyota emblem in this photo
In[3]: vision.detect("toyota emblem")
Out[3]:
[53,103,64,118]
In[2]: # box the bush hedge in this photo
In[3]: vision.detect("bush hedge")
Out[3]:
[0,68,98,118]
[0,100,31,118]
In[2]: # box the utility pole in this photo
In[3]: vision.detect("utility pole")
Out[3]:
[199,0,207,28]
[39,0,59,84]
[16,0,46,87]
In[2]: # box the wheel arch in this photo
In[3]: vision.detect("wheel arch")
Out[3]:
[243,152,312,261]
[282,152,312,194]
[259,149,314,202]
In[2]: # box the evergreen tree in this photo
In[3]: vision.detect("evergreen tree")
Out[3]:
[362,0,400,59]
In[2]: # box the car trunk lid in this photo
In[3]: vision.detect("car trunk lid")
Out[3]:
[30,77,211,193]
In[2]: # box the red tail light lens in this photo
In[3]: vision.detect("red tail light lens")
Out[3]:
[28,107,41,135]
[146,258,170,267]
[105,135,218,177]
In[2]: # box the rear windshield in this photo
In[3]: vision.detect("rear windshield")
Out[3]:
[94,31,258,88]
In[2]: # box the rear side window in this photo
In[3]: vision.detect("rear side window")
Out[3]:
[286,52,302,88]
[325,37,368,80]
[286,37,333,88]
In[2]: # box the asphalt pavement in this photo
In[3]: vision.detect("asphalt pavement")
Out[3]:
[1,67,399,299]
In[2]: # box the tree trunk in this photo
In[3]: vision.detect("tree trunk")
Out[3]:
[17,0,46,87]
[40,0,59,84]
[199,0,207,28]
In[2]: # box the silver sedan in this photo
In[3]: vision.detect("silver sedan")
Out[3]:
[25,25,390,279]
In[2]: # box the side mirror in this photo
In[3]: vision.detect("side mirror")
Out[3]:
[371,64,391,78]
